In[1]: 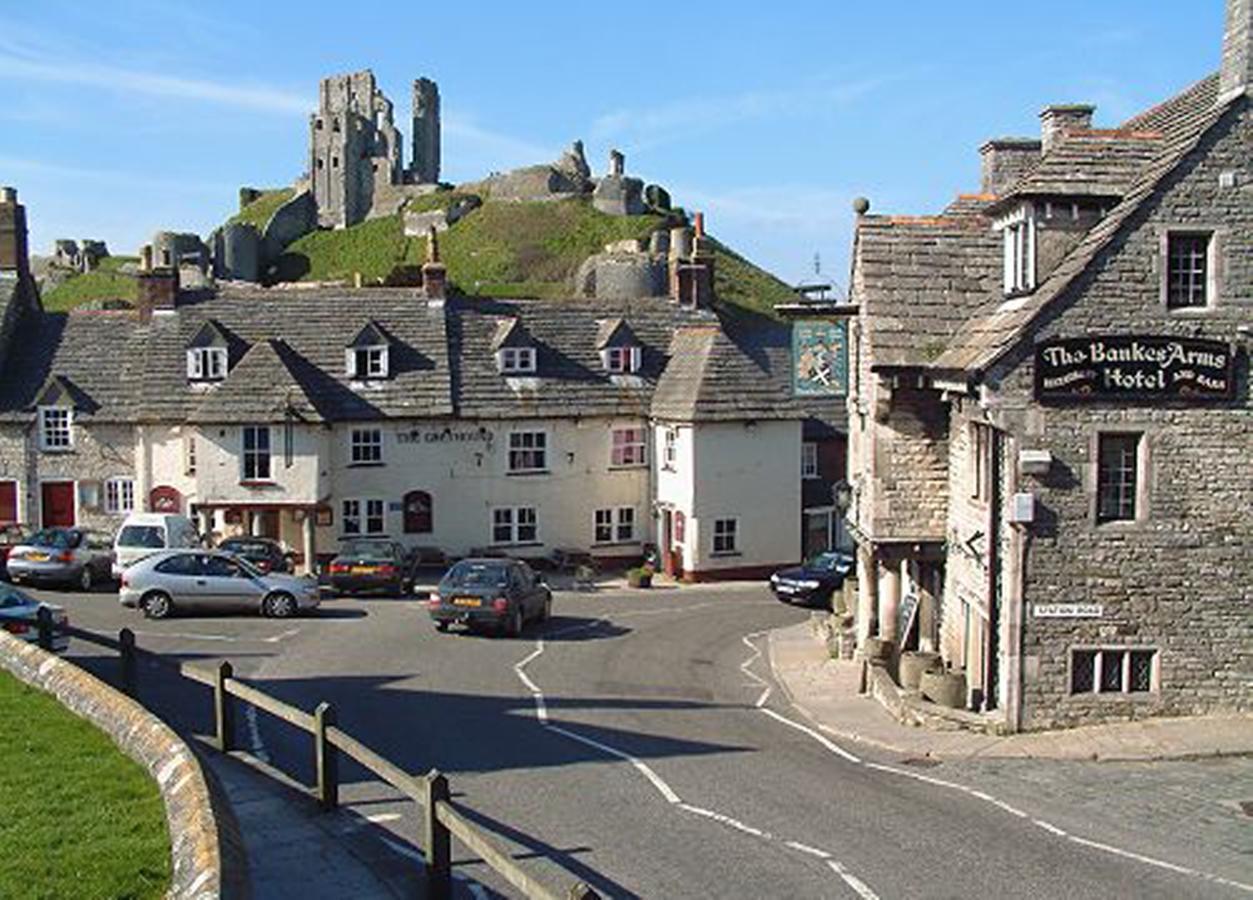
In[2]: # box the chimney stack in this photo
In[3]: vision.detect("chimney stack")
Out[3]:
[135,267,179,323]
[1220,0,1253,103]
[1039,104,1095,153]
[671,211,715,308]
[0,187,30,279]
[422,225,447,300]
[979,138,1043,196]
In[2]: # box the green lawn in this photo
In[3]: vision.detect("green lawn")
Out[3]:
[41,256,139,312]
[0,669,171,899]
[228,187,295,230]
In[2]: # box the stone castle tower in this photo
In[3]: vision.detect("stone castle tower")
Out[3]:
[309,71,416,229]
[411,78,441,186]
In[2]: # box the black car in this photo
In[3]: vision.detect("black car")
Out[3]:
[218,537,294,574]
[428,558,551,636]
[769,551,854,608]
[327,539,414,596]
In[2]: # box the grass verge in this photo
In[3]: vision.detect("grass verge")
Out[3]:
[0,669,171,899]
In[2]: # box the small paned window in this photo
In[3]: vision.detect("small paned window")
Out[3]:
[104,478,135,515]
[348,347,388,379]
[39,407,72,451]
[801,442,819,479]
[1166,233,1210,308]
[970,424,991,502]
[365,499,385,534]
[343,499,361,535]
[184,434,197,476]
[242,426,272,481]
[663,428,678,471]
[1070,647,1158,695]
[713,518,738,555]
[342,498,385,535]
[499,347,537,374]
[611,427,647,467]
[350,428,383,465]
[1003,216,1035,293]
[594,509,613,543]
[493,508,513,544]
[603,346,642,374]
[187,348,228,381]
[593,507,635,544]
[1097,434,1140,523]
[508,431,547,473]
[492,507,538,544]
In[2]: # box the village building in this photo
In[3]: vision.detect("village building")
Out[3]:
[0,198,846,581]
[844,0,1252,730]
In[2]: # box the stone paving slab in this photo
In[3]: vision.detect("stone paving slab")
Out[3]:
[769,622,1253,761]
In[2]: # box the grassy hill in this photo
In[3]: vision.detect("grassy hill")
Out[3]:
[229,188,295,230]
[41,256,139,312]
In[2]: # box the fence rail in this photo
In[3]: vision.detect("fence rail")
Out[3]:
[33,608,600,900]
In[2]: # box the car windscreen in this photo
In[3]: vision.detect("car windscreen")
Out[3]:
[808,553,850,572]
[0,587,34,608]
[27,529,76,549]
[338,540,392,559]
[444,561,509,588]
[117,525,166,549]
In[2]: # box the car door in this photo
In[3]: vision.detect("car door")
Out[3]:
[201,555,263,612]
[152,553,209,609]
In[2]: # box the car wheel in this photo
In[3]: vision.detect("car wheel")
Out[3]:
[507,605,524,638]
[142,591,173,620]
[263,593,297,619]
[77,566,94,592]
[435,621,450,633]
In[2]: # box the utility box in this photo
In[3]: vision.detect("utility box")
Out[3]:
[1008,492,1036,524]
[1018,449,1053,476]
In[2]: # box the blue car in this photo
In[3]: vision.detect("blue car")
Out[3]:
[769,551,854,608]
[0,584,69,653]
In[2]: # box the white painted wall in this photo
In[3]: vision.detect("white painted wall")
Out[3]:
[194,423,329,506]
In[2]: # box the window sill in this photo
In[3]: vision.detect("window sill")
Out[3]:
[507,470,550,477]
[238,480,278,488]
[592,540,640,548]
[39,447,75,455]
[608,464,648,471]
[346,462,385,469]
[1163,305,1218,315]
[710,551,742,559]
[490,541,543,549]
[1065,691,1159,701]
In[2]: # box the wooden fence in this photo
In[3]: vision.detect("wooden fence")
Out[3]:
[33,608,599,900]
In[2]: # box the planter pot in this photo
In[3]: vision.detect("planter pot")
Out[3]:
[899,651,943,690]
[627,572,652,589]
[862,637,894,664]
[919,670,967,709]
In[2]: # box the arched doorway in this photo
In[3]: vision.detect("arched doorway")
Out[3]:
[403,490,433,534]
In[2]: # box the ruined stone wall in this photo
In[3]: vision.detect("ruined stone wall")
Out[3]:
[985,102,1253,729]
[869,386,951,540]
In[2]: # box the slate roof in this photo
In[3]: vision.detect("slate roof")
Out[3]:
[189,340,326,424]
[931,73,1229,377]
[989,130,1165,209]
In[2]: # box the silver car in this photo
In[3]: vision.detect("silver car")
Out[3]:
[119,549,321,619]
[6,527,115,591]
[0,584,69,653]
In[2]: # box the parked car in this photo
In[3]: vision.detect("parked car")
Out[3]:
[428,558,551,637]
[0,584,69,653]
[113,512,202,579]
[769,551,854,609]
[0,523,30,581]
[5,527,115,591]
[327,539,415,596]
[218,536,294,574]
[118,549,321,619]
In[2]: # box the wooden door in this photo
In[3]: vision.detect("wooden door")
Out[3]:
[0,481,16,523]
[41,481,75,528]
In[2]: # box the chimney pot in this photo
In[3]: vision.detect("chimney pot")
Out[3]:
[0,186,30,278]
[979,138,1043,196]
[1039,104,1095,153]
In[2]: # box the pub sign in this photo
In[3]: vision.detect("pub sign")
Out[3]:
[1035,335,1234,402]
[792,320,849,397]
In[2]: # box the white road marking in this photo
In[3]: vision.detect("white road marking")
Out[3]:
[129,627,302,644]
[264,627,301,643]
[759,707,862,764]
[367,813,403,824]
[545,724,682,805]
[1033,819,1067,837]
[827,860,881,900]
[740,631,773,707]
[679,803,770,839]
[785,841,833,860]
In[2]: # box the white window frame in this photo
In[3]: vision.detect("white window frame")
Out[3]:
[611,426,647,467]
[342,497,386,535]
[346,346,389,380]
[498,346,537,374]
[801,442,819,479]
[492,506,538,545]
[998,205,1036,294]
[508,430,548,474]
[38,406,73,452]
[350,427,384,465]
[593,507,636,544]
[184,432,197,476]
[712,518,739,556]
[602,345,641,374]
[1161,230,1218,311]
[104,477,135,515]
[970,423,991,502]
[241,425,272,482]
[187,347,228,381]
[662,427,678,471]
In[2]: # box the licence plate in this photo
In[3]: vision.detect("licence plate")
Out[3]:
[452,597,481,608]
[27,552,49,562]
[350,566,376,575]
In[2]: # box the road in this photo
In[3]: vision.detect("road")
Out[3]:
[27,580,1253,899]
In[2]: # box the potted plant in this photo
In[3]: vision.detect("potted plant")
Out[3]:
[627,564,654,588]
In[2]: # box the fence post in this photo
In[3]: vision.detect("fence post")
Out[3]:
[314,702,338,811]
[118,628,136,696]
[423,769,451,900]
[36,606,53,650]
[214,661,235,752]
[569,883,602,899]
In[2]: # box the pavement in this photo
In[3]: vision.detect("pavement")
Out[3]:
[768,620,1253,761]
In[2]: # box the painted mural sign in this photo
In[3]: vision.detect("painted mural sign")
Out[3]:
[792,320,849,397]
[1035,336,1234,401]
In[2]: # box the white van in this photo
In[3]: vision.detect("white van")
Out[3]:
[112,513,201,578]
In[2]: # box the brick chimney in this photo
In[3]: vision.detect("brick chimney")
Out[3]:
[135,267,179,323]
[979,138,1042,196]
[676,211,715,308]
[421,225,447,300]
[1220,0,1253,103]
[1040,104,1095,153]
[0,187,30,279]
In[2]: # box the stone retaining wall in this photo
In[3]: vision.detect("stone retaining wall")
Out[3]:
[0,632,246,899]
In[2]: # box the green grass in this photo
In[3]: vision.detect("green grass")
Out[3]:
[41,257,139,312]
[229,188,295,231]
[404,189,480,214]
[0,669,171,899]
[708,239,799,318]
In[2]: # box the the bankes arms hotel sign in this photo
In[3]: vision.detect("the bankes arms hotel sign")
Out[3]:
[1035,335,1235,401]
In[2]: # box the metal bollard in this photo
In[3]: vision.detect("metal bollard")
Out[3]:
[119,628,137,696]
[36,606,53,651]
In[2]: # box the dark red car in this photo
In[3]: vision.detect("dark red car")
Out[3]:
[217,537,294,574]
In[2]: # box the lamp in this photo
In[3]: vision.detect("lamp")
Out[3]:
[832,481,853,511]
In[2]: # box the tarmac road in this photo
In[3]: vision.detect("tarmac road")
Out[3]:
[31,580,1253,899]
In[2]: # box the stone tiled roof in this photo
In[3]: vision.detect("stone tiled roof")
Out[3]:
[188,340,327,424]
[991,131,1165,207]
[851,216,1001,368]
[931,73,1228,377]
[941,194,999,217]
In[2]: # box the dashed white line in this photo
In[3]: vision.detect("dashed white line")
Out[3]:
[1033,819,1067,837]
[785,841,833,860]
[826,860,881,900]
[759,707,861,764]
[544,723,682,805]
[679,803,771,840]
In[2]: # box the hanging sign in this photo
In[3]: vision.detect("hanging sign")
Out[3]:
[1035,336,1234,401]
[792,320,849,397]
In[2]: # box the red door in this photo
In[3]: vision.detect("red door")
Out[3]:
[41,481,75,527]
[0,481,16,523]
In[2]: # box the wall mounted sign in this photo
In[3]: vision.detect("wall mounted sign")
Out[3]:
[1035,336,1234,401]
[397,425,494,447]
[149,485,183,514]
[1033,603,1103,619]
[792,320,849,397]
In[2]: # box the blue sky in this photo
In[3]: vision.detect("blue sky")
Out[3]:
[0,1,1225,292]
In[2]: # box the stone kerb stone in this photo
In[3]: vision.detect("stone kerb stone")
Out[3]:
[0,632,244,900]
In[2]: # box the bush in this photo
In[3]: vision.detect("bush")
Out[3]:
[627,565,654,588]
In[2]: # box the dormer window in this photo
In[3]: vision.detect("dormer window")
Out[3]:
[997,205,1036,294]
[345,321,391,380]
[602,345,641,374]
[187,347,228,381]
[498,347,536,374]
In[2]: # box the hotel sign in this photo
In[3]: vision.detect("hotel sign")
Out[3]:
[1035,336,1234,401]
[792,319,849,397]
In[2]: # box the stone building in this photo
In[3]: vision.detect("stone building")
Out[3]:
[0,201,832,582]
[844,0,1252,730]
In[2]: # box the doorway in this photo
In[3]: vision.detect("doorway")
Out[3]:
[41,481,75,528]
